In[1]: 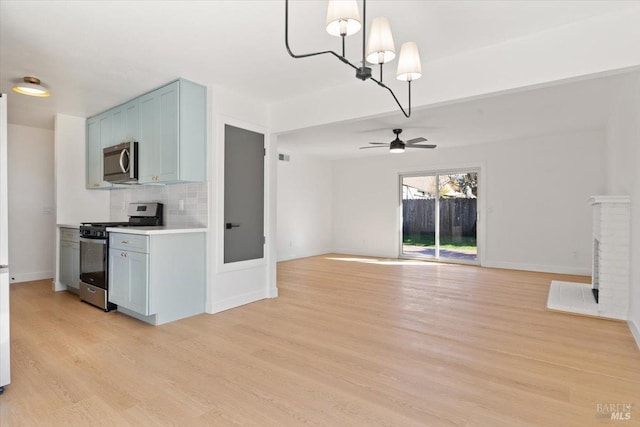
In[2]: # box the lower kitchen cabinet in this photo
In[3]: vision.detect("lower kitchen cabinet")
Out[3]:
[108,231,205,325]
[59,228,80,290]
[108,248,149,315]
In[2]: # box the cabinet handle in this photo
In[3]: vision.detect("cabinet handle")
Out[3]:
[93,183,100,187]
[121,252,128,257]
[121,240,130,244]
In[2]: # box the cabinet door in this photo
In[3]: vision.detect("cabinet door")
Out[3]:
[137,82,179,183]
[59,241,73,287]
[108,248,149,315]
[110,101,138,146]
[138,91,159,183]
[71,242,80,290]
[127,251,149,315]
[99,112,112,148]
[157,82,179,182]
[108,248,129,307]
[86,113,112,189]
[125,100,139,143]
[111,105,126,145]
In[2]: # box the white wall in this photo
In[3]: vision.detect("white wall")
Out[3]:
[605,74,640,347]
[276,153,333,261]
[7,124,55,282]
[54,114,110,224]
[331,129,606,275]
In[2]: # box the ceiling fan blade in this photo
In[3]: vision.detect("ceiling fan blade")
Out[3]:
[405,137,427,145]
[367,142,388,145]
[408,144,437,149]
[359,145,388,150]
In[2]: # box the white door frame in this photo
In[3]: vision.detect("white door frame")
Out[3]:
[207,112,276,314]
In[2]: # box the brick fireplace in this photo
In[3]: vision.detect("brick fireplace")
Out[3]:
[547,195,630,320]
[589,195,631,320]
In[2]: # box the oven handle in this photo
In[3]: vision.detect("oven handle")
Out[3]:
[79,237,107,244]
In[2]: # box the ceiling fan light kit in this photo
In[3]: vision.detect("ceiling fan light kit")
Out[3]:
[285,0,422,118]
[360,128,437,153]
[389,138,405,154]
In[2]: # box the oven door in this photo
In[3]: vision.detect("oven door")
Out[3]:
[79,237,107,289]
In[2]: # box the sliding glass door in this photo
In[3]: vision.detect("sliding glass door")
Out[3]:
[401,170,479,263]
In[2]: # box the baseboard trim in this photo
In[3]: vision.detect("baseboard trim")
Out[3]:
[331,248,397,259]
[210,290,267,314]
[11,271,53,284]
[276,248,332,262]
[483,261,590,276]
[628,320,640,350]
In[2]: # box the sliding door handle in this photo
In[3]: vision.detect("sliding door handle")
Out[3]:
[225,223,241,229]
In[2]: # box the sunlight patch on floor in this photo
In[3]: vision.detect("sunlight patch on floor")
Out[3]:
[325,257,438,267]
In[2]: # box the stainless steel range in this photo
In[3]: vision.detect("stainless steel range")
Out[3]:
[79,202,163,311]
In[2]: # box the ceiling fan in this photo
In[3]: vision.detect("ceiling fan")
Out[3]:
[360,128,436,153]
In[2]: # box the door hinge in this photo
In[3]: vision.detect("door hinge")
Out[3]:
[263,236,266,244]
[264,148,266,156]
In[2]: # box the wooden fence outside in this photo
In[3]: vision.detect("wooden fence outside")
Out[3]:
[403,199,477,238]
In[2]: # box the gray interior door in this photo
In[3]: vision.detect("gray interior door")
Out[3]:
[224,124,265,264]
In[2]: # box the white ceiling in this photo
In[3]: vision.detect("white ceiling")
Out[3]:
[277,70,640,159]
[1,0,638,152]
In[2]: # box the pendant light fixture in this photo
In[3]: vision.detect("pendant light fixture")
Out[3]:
[12,77,50,97]
[285,0,422,118]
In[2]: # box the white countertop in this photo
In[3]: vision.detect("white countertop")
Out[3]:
[57,224,80,229]
[106,226,207,235]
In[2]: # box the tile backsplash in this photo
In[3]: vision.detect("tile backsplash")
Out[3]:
[110,182,208,228]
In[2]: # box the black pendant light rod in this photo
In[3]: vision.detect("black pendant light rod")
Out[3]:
[285,0,357,71]
[361,0,366,68]
[284,0,412,118]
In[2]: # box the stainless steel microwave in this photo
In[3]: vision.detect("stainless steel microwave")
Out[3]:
[103,141,138,184]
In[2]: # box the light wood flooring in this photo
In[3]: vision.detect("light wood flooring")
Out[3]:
[1,254,639,426]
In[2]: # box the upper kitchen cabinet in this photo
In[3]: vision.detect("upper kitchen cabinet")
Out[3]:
[86,111,112,189]
[86,99,139,189]
[111,100,139,146]
[138,79,206,184]
[85,78,206,189]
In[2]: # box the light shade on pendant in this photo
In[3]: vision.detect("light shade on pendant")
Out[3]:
[366,17,395,64]
[326,0,361,37]
[396,42,422,82]
[12,77,50,97]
